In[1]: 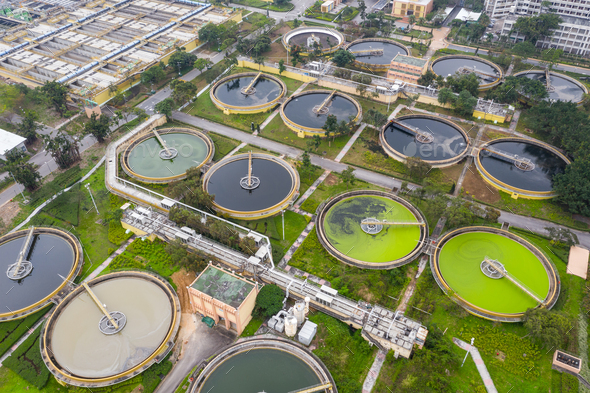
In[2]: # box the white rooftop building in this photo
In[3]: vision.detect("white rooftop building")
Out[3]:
[0,128,26,161]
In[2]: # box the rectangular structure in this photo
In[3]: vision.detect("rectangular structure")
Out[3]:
[0,128,26,160]
[188,264,258,335]
[567,246,589,280]
[387,54,428,84]
[391,0,433,19]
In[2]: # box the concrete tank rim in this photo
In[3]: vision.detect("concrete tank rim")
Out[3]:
[344,37,410,69]
[512,69,589,105]
[282,26,345,54]
[429,54,503,90]
[210,72,287,111]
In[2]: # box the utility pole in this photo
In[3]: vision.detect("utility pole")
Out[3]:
[85,183,99,214]
[10,172,28,204]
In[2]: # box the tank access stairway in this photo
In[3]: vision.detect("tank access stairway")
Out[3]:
[313,90,337,115]
[349,48,384,57]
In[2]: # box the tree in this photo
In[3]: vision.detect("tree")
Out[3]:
[512,14,562,44]
[17,111,42,144]
[43,132,80,169]
[541,48,563,70]
[545,226,579,248]
[446,198,475,228]
[454,90,478,117]
[199,23,222,47]
[553,151,590,216]
[408,14,416,26]
[278,59,286,75]
[364,108,388,128]
[41,81,69,116]
[169,48,198,73]
[254,284,284,318]
[437,87,456,105]
[446,72,479,96]
[340,166,356,190]
[484,207,501,223]
[223,55,238,72]
[254,55,265,70]
[406,156,431,179]
[332,49,356,67]
[194,58,213,73]
[84,113,110,143]
[358,0,367,21]
[307,134,322,152]
[523,308,572,349]
[155,98,174,121]
[4,149,41,191]
[170,80,197,104]
[299,151,314,180]
[141,65,166,86]
[512,41,536,59]
[322,114,338,142]
[417,70,436,87]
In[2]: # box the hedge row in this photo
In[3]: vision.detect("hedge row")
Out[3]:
[0,308,47,358]
[3,325,50,389]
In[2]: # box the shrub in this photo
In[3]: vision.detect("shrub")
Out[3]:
[254,284,284,318]
[108,220,132,245]
[3,326,50,389]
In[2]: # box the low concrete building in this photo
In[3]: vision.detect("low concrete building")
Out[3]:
[0,128,26,161]
[188,264,258,335]
[298,320,317,346]
[391,0,433,19]
[387,54,428,84]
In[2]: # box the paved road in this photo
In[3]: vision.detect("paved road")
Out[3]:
[155,315,236,393]
[173,111,590,249]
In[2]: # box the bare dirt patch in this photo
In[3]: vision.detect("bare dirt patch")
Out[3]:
[172,268,197,312]
[265,42,289,63]
[461,164,501,204]
[440,163,463,184]
[323,172,340,186]
[0,201,21,232]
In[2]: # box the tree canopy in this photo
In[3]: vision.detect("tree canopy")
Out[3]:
[4,149,41,191]
[17,111,42,144]
[41,82,69,116]
[254,284,284,318]
[332,49,356,67]
[84,113,111,143]
[512,13,562,43]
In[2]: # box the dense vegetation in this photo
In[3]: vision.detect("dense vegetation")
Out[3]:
[3,327,50,389]
[254,284,284,318]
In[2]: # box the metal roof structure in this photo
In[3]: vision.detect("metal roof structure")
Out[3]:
[0,127,26,157]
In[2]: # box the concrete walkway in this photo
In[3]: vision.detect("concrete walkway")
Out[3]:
[334,123,366,163]
[83,235,136,282]
[227,142,247,157]
[362,350,386,393]
[294,170,331,210]
[279,221,315,267]
[453,337,498,393]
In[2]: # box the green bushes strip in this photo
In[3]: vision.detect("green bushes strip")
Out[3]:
[0,308,47,358]
[3,326,50,389]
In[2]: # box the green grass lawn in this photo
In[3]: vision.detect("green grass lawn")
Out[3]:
[236,143,279,156]
[209,132,241,161]
[295,164,324,198]
[234,0,293,12]
[299,172,384,214]
[309,313,377,393]
[232,210,310,261]
[240,316,264,337]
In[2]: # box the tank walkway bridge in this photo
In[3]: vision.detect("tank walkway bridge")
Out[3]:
[121,207,429,359]
[389,119,435,144]
[349,48,384,57]
[477,145,535,171]
[482,257,545,304]
[288,383,334,393]
[457,66,498,82]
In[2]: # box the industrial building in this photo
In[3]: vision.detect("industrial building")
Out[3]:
[0,0,241,105]
[188,264,259,335]
[386,54,428,84]
[484,0,590,56]
[0,127,26,160]
[391,0,433,19]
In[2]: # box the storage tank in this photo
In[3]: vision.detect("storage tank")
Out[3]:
[285,315,298,337]
[294,301,306,326]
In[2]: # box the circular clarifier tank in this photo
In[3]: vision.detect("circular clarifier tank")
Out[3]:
[0,227,83,322]
[475,137,570,198]
[430,55,502,89]
[432,227,560,322]
[41,271,180,387]
[283,26,344,55]
[345,38,409,71]
[122,128,214,183]
[513,70,588,104]
[192,338,336,393]
[316,190,428,269]
[281,90,362,136]
[380,114,470,167]
[211,72,286,114]
[203,152,300,219]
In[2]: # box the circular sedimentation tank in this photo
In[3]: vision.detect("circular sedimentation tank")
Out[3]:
[316,190,428,269]
[191,338,337,393]
[41,271,180,387]
[380,114,470,167]
[430,55,503,89]
[121,127,214,183]
[281,90,362,136]
[211,72,287,114]
[475,137,570,199]
[203,152,300,219]
[513,70,588,104]
[432,227,560,322]
[0,227,83,322]
[283,26,344,55]
[345,38,409,72]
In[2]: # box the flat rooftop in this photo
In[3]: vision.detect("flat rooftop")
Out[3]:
[391,54,428,68]
[0,128,26,156]
[191,265,254,308]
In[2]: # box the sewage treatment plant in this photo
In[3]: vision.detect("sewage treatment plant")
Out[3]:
[316,190,428,269]
[202,152,300,219]
[432,227,560,322]
[281,90,362,136]
[475,137,570,198]
[192,338,336,393]
[0,227,83,322]
[345,38,409,72]
[41,270,180,387]
[380,114,470,167]
[430,55,503,90]
[211,72,287,114]
[122,127,214,183]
